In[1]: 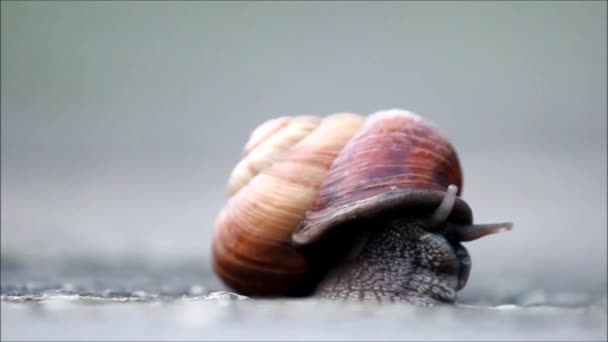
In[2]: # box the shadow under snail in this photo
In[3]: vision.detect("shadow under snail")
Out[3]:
[211,109,513,305]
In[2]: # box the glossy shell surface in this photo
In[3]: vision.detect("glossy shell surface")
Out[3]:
[228,116,321,197]
[212,113,365,296]
[293,109,469,245]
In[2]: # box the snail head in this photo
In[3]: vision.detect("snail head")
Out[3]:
[309,184,513,304]
[413,184,513,296]
[427,185,513,242]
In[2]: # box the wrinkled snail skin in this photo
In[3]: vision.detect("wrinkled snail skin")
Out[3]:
[310,216,512,304]
[310,217,469,305]
[212,109,513,304]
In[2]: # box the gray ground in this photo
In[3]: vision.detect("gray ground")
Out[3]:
[1,260,607,341]
[1,2,607,341]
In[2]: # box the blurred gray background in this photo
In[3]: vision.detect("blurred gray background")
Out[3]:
[1,1,606,298]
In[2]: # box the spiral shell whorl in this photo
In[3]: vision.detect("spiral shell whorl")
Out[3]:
[228,116,321,196]
[293,109,465,245]
[212,113,365,296]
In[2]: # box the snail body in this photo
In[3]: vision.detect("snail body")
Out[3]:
[211,109,512,304]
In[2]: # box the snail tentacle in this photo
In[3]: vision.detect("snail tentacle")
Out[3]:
[453,222,513,242]
[428,184,459,229]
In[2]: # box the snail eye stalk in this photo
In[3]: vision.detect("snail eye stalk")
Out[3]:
[428,184,459,230]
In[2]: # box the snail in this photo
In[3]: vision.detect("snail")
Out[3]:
[211,109,512,305]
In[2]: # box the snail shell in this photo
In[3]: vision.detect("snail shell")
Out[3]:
[227,116,321,197]
[211,109,472,297]
[293,109,472,246]
[212,113,366,296]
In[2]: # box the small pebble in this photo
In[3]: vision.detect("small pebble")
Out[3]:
[132,290,147,298]
[62,283,75,292]
[493,304,521,310]
[188,285,205,296]
[204,291,248,300]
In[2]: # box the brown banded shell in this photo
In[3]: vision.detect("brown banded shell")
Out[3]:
[212,113,366,296]
[227,116,321,196]
[293,109,472,246]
